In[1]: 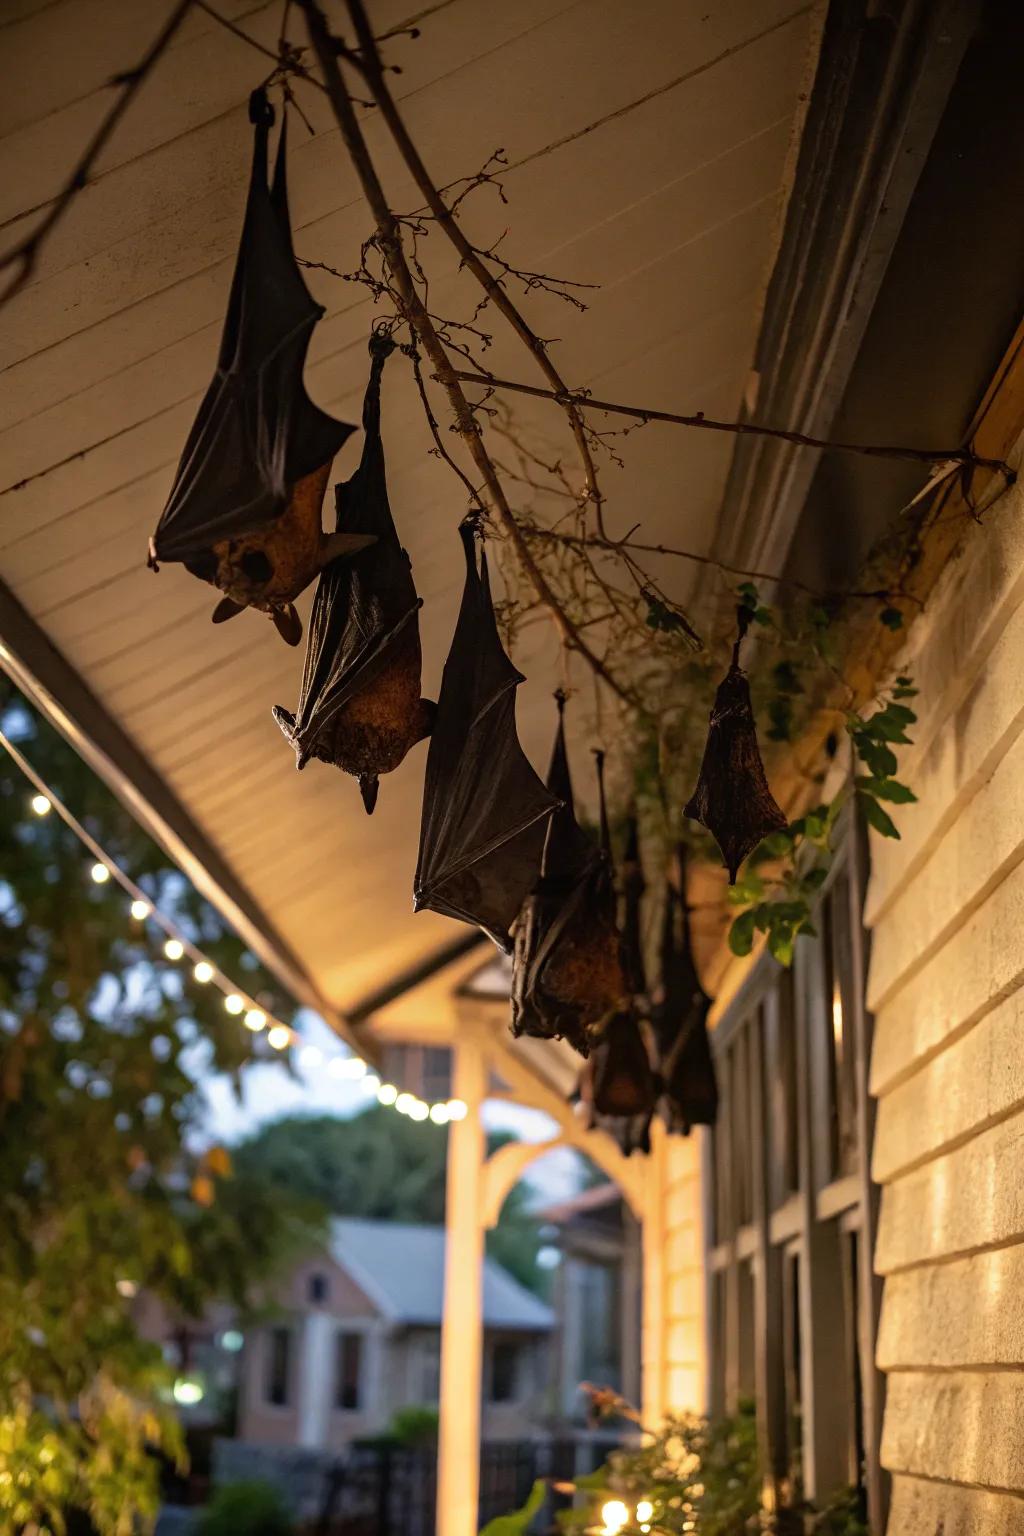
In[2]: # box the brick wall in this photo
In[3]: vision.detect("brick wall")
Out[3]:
[864,441,1024,1531]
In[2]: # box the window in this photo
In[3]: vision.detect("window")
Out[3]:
[309,1272,329,1304]
[489,1341,521,1403]
[335,1330,363,1410]
[704,822,882,1523]
[417,1336,441,1402]
[265,1326,291,1407]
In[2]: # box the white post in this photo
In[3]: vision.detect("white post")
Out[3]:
[437,1033,487,1536]
[297,1311,333,1448]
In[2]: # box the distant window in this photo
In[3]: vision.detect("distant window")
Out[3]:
[489,1341,521,1403]
[265,1326,291,1407]
[335,1331,363,1410]
[309,1272,329,1304]
[422,1047,451,1101]
[418,1337,441,1402]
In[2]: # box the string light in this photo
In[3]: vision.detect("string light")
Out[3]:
[2,727,461,1133]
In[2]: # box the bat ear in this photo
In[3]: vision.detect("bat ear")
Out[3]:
[212,596,245,624]
[272,605,303,646]
[320,530,378,566]
[359,774,380,814]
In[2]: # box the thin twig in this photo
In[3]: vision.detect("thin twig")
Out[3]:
[341,0,612,538]
[0,0,195,307]
[449,369,1018,481]
[297,0,634,707]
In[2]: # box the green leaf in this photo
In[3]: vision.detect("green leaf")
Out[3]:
[767,925,795,966]
[855,775,917,804]
[728,909,757,957]
[859,791,900,839]
[480,1481,547,1536]
[728,871,765,905]
[803,866,829,891]
[879,606,904,630]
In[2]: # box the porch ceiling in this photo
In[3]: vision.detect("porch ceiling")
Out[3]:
[0,0,818,1023]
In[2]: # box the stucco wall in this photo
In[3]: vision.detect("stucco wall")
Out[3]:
[864,441,1024,1531]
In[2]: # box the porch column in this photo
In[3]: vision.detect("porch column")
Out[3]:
[437,1031,487,1536]
[297,1310,334,1448]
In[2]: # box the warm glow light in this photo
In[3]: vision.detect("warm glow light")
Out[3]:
[601,1501,629,1535]
[172,1377,204,1407]
[446,1098,468,1121]
[395,1093,414,1115]
[130,898,151,920]
[116,1278,137,1299]
[409,1100,429,1122]
[267,1025,290,1051]
[30,794,51,816]
[243,1008,266,1031]
[429,1103,450,1125]
[90,862,110,884]
[362,1073,381,1096]
[224,994,244,1016]
[193,961,213,984]
[163,938,184,961]
[832,985,843,1048]
[300,1045,323,1070]
[377,1083,398,1106]
[636,1503,654,1525]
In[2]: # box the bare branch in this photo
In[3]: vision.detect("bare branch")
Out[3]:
[0,0,195,309]
[449,369,1019,483]
[341,0,612,537]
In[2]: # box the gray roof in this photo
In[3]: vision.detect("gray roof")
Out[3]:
[329,1218,554,1332]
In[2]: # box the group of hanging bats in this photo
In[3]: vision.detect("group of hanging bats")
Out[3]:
[147,92,790,1150]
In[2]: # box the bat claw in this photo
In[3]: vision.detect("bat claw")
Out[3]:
[212,596,245,624]
[359,774,379,814]
[272,605,303,646]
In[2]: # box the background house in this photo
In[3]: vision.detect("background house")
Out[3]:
[239,1218,554,1451]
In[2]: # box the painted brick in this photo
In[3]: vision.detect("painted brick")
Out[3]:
[882,1371,1024,1490]
[878,1245,1024,1369]
[873,984,1024,1181]
[888,1475,1024,1536]
[869,855,1024,1096]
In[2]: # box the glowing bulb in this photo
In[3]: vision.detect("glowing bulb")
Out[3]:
[429,1103,450,1125]
[395,1092,414,1115]
[362,1073,381,1096]
[636,1503,654,1525]
[220,1329,244,1353]
[267,1025,290,1050]
[446,1098,468,1122]
[377,1083,398,1106]
[172,1377,204,1407]
[224,994,244,1016]
[30,794,51,816]
[163,938,184,962]
[300,1045,323,1070]
[90,862,110,884]
[193,961,213,984]
[601,1502,629,1536]
[336,1056,366,1078]
[130,898,151,920]
[243,1008,266,1031]
[409,1100,429,1122]
[115,1278,137,1299]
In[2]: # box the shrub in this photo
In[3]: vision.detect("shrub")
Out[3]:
[197,1480,293,1536]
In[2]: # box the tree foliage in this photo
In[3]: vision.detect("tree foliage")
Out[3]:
[234,1107,547,1293]
[0,690,317,1533]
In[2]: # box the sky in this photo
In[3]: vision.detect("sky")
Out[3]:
[201,1008,587,1206]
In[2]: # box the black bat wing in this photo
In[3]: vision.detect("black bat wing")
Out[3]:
[414,522,558,951]
[275,335,421,762]
[151,91,354,563]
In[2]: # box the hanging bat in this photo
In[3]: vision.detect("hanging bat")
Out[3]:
[148,90,367,646]
[511,712,627,1055]
[413,520,558,951]
[651,849,718,1132]
[684,609,787,880]
[274,332,434,812]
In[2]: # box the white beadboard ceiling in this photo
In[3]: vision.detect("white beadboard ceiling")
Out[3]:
[0,0,819,1013]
